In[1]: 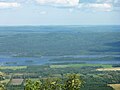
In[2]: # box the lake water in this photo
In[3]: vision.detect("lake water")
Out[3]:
[0,55,120,66]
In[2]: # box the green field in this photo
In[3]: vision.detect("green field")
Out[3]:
[0,66,27,70]
[50,64,112,68]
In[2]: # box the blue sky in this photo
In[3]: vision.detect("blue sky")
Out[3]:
[0,0,120,25]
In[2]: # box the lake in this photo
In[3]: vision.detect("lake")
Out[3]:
[0,55,120,66]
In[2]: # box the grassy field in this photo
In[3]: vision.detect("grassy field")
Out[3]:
[97,67,120,71]
[109,84,120,90]
[10,79,24,85]
[1,79,10,84]
[0,66,27,70]
[50,64,112,68]
[30,78,40,81]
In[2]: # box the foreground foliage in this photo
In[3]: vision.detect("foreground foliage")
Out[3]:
[25,74,83,90]
[0,84,6,90]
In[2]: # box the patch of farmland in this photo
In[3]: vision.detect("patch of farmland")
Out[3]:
[109,84,120,90]
[97,68,120,71]
[10,79,24,85]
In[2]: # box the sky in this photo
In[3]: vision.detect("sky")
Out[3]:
[0,0,120,25]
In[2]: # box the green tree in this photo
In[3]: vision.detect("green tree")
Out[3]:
[64,74,83,90]
[25,79,34,90]
[25,74,83,90]
[33,81,41,90]
[41,77,61,90]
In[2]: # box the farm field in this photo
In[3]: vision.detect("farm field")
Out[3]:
[97,67,120,71]
[0,66,27,70]
[109,84,120,90]
[50,64,112,68]
[10,79,24,85]
[1,64,120,90]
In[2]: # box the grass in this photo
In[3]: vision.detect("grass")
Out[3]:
[0,66,27,70]
[50,64,112,68]
[1,79,10,84]
[108,84,120,90]
[30,78,40,81]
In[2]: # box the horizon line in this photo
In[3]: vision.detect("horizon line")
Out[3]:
[0,24,120,27]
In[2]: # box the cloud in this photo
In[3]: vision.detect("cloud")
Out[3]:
[0,2,20,8]
[35,0,113,11]
[78,3,112,12]
[96,0,113,3]
[0,0,119,12]
[96,0,120,6]
[35,0,79,7]
[95,0,120,11]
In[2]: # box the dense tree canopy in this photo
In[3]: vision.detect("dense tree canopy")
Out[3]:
[25,74,83,90]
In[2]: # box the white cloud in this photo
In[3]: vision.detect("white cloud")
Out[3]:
[0,0,118,12]
[35,0,113,11]
[0,2,20,8]
[96,0,113,3]
[36,0,79,7]
[89,3,112,8]
[78,3,112,11]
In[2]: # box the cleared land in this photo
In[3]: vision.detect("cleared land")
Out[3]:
[109,84,120,90]
[97,68,120,71]
[10,79,24,85]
